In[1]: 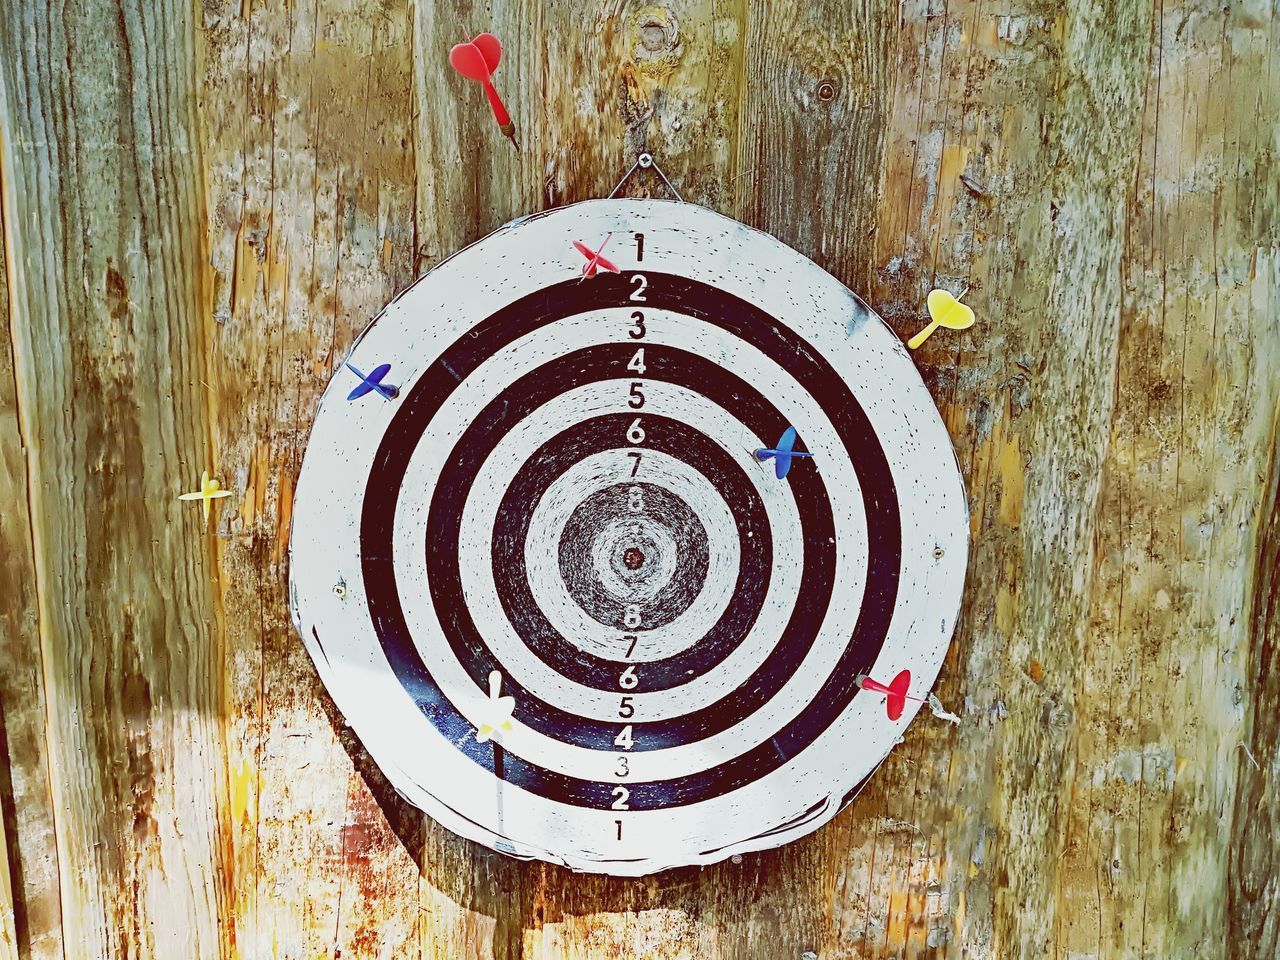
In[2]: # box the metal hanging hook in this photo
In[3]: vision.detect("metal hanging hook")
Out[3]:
[608,152,685,202]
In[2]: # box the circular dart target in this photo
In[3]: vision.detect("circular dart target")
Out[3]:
[289,199,969,876]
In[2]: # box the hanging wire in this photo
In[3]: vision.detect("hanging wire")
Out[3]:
[608,152,685,202]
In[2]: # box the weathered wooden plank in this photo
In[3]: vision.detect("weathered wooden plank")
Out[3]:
[1070,4,1280,958]
[0,179,53,960]
[0,1,227,957]
[1231,398,1280,959]
[734,0,896,287]
[412,0,542,268]
[198,0,422,956]
[858,1,1155,957]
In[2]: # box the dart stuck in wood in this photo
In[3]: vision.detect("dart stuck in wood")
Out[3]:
[178,470,234,523]
[449,33,519,150]
[907,287,976,349]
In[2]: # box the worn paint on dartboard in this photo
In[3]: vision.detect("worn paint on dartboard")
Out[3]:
[287,200,968,874]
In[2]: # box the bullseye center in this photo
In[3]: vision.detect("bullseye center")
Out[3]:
[622,546,645,570]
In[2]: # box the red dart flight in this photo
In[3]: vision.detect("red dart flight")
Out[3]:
[858,670,922,721]
[449,33,518,149]
[573,234,620,277]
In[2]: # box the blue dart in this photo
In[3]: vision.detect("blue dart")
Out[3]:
[754,426,813,479]
[345,362,398,401]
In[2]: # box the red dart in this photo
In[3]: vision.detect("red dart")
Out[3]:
[572,235,620,277]
[858,669,923,721]
[449,33,518,149]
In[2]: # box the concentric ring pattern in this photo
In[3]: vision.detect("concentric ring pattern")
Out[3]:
[288,199,969,875]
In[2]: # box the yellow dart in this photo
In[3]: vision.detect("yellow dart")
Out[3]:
[178,470,234,522]
[907,288,975,350]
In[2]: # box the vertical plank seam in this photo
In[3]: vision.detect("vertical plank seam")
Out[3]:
[0,60,69,960]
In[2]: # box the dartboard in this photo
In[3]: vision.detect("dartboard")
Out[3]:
[289,198,968,876]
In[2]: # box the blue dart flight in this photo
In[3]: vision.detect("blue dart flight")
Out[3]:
[345,362,398,401]
[754,426,814,479]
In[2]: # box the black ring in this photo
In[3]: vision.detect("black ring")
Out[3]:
[487,404,771,694]
[556,482,711,630]
[430,354,825,746]
[360,272,900,810]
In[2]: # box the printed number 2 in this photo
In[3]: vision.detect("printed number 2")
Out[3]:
[629,274,648,302]
[611,786,631,810]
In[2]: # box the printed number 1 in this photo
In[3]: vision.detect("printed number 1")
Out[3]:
[634,233,644,261]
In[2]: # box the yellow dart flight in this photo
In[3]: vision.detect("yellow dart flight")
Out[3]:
[179,470,234,522]
[908,288,976,349]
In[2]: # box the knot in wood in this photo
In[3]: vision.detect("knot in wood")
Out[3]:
[631,10,680,63]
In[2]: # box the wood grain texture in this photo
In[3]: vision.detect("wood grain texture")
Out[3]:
[199,1,421,956]
[0,0,1275,957]
[0,1,226,958]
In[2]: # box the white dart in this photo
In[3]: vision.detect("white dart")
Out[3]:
[475,670,515,744]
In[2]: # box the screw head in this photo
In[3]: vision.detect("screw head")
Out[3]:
[333,581,347,598]
[638,152,653,168]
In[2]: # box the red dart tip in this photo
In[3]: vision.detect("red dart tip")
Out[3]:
[857,674,891,695]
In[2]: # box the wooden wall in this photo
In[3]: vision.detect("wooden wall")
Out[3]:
[0,0,1277,957]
